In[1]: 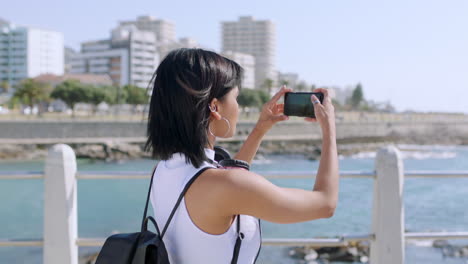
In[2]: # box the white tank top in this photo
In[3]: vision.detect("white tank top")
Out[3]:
[150,148,262,263]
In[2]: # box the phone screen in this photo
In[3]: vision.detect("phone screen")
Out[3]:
[284,92,324,118]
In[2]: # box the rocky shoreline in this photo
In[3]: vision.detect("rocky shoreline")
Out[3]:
[78,239,468,264]
[286,239,468,263]
[288,241,370,263]
[0,136,467,162]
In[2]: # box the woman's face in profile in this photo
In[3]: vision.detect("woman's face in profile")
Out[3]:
[215,86,240,138]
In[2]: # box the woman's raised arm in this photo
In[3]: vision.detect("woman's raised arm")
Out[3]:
[234,86,293,164]
[217,87,339,224]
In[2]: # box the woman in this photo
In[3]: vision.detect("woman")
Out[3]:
[145,48,339,263]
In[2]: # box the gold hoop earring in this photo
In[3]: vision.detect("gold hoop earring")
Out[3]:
[208,117,231,138]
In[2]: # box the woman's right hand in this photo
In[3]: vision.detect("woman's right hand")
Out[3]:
[305,88,336,131]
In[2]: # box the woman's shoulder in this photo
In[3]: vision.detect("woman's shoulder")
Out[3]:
[200,166,260,187]
[188,166,258,202]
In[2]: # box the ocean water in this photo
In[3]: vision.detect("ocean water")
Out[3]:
[0,144,467,263]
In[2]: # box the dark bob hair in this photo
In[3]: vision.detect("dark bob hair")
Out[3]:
[144,48,243,168]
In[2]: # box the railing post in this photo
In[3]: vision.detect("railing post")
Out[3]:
[371,145,405,264]
[44,144,78,264]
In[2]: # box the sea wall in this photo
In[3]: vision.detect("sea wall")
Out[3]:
[1,120,468,143]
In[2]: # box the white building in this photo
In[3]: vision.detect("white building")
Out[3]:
[119,15,176,60]
[158,37,199,60]
[222,51,255,89]
[64,47,77,74]
[119,15,175,45]
[0,19,64,86]
[0,18,9,27]
[117,15,207,61]
[222,16,276,90]
[71,25,158,88]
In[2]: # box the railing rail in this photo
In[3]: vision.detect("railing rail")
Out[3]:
[1,144,468,264]
[3,170,468,180]
[3,232,468,248]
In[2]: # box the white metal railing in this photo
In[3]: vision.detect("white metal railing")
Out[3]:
[1,144,468,264]
[5,170,468,180]
[3,233,468,248]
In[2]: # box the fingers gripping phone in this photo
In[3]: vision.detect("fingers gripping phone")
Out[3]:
[284,92,324,118]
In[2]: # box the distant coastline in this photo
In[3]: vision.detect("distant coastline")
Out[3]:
[1,114,468,162]
[1,135,466,162]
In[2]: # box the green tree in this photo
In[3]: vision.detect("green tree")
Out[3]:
[99,85,129,116]
[83,85,111,114]
[238,89,261,109]
[310,84,317,92]
[279,79,289,87]
[8,96,20,110]
[115,85,128,105]
[296,82,307,92]
[257,90,270,105]
[0,81,10,93]
[350,83,364,109]
[13,78,52,115]
[360,101,372,112]
[99,85,128,105]
[124,85,149,105]
[124,85,150,113]
[51,80,88,117]
[261,78,274,96]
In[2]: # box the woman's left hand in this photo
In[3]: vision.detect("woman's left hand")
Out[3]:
[254,85,293,134]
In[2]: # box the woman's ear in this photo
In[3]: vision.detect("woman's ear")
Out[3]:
[209,99,221,120]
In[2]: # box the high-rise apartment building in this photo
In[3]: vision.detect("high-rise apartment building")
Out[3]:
[117,15,203,61]
[119,15,176,61]
[0,19,64,86]
[71,25,158,88]
[222,16,276,91]
[64,47,77,74]
[158,37,200,60]
[0,18,9,27]
[119,15,175,45]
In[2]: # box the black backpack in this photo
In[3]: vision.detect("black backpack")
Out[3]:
[95,163,246,264]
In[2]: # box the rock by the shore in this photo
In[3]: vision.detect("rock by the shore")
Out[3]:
[75,142,145,161]
[75,144,107,160]
[0,144,47,160]
[289,241,370,263]
[433,240,468,258]
[102,142,144,161]
[78,239,468,264]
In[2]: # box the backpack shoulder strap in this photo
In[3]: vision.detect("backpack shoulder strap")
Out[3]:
[160,166,213,238]
[141,163,160,233]
[158,165,245,263]
[230,214,244,264]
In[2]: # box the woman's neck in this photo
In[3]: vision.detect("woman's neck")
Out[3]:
[206,132,216,150]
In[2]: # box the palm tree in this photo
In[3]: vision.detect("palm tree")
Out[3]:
[350,83,364,109]
[279,79,289,87]
[262,78,274,96]
[296,82,307,92]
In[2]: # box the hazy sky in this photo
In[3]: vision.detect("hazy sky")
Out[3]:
[3,0,467,113]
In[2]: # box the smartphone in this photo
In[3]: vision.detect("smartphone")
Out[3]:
[284,92,324,118]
